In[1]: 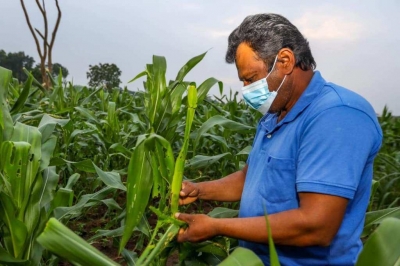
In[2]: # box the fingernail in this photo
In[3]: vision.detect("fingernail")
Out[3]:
[175,213,180,218]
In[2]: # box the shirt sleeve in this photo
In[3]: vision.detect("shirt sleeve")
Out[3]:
[296,106,381,199]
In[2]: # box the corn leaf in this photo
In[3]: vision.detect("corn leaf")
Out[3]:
[38,114,69,144]
[10,73,33,115]
[37,218,119,266]
[191,115,254,154]
[0,141,31,210]
[362,207,400,237]
[120,141,153,252]
[38,167,59,209]
[218,247,263,266]
[264,206,281,266]
[93,163,126,191]
[138,224,180,266]
[356,218,400,266]
[0,66,14,141]
[197,77,223,104]
[170,85,197,215]
[186,153,231,169]
[237,146,252,156]
[0,192,28,259]
[208,207,238,218]
[54,187,115,220]
[0,247,28,264]
[174,52,207,82]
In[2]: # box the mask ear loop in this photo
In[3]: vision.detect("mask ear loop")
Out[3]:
[265,55,279,79]
[275,75,287,93]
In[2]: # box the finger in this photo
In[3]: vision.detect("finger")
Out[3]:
[175,212,193,223]
[180,182,190,196]
[176,227,187,243]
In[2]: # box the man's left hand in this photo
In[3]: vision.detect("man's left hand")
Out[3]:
[175,213,217,243]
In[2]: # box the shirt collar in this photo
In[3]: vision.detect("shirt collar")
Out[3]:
[261,71,326,132]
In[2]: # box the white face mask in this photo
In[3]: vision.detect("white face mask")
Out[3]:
[241,55,287,114]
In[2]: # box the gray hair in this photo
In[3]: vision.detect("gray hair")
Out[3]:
[226,13,316,71]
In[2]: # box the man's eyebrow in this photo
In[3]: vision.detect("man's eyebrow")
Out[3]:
[239,72,257,81]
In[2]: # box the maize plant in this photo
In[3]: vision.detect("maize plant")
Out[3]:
[120,53,216,263]
[0,67,75,264]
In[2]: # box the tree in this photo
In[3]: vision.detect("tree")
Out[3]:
[0,49,35,81]
[32,62,69,83]
[20,0,62,88]
[87,63,122,89]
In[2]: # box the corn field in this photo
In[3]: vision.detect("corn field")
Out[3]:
[0,53,399,266]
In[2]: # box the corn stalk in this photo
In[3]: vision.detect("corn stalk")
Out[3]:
[119,53,216,264]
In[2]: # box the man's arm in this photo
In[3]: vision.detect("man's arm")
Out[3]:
[176,192,348,247]
[179,164,248,204]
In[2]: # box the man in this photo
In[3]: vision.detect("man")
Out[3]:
[175,13,382,265]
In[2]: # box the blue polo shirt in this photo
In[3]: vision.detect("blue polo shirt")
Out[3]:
[239,71,382,265]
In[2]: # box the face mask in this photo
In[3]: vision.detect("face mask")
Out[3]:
[241,55,287,114]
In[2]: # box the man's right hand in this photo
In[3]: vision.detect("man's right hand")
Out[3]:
[179,181,200,205]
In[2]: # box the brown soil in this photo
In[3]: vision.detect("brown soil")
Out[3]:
[60,197,231,265]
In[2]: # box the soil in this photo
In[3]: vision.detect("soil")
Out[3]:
[60,197,228,265]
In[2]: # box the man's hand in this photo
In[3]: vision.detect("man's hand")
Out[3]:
[175,213,217,242]
[179,181,200,205]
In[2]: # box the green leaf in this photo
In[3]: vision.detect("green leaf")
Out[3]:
[40,135,57,171]
[237,146,252,156]
[0,141,32,210]
[362,207,400,237]
[128,70,147,83]
[356,218,400,266]
[137,224,180,265]
[51,187,74,211]
[218,247,263,266]
[93,163,126,191]
[65,173,80,190]
[121,249,138,266]
[38,114,69,143]
[74,106,100,124]
[197,77,222,104]
[0,192,28,259]
[120,141,153,252]
[192,115,254,153]
[0,247,28,264]
[175,52,207,82]
[89,226,125,241]
[264,205,280,266]
[208,207,239,218]
[50,158,97,173]
[39,166,59,208]
[54,187,115,220]
[110,143,132,157]
[37,218,119,266]
[10,73,33,115]
[100,198,122,210]
[186,153,231,169]
[0,66,14,141]
[190,239,230,258]
[170,85,197,215]
[80,87,103,106]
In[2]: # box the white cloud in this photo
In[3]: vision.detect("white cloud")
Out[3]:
[294,13,364,41]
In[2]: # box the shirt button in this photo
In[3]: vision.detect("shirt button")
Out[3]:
[266,134,272,138]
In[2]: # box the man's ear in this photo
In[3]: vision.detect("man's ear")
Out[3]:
[277,48,295,75]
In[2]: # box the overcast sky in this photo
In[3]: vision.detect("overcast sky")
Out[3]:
[1,1,399,114]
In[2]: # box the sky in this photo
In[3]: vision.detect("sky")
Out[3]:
[1,1,399,115]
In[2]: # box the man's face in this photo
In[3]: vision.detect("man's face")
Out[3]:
[235,42,267,87]
[235,42,289,114]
